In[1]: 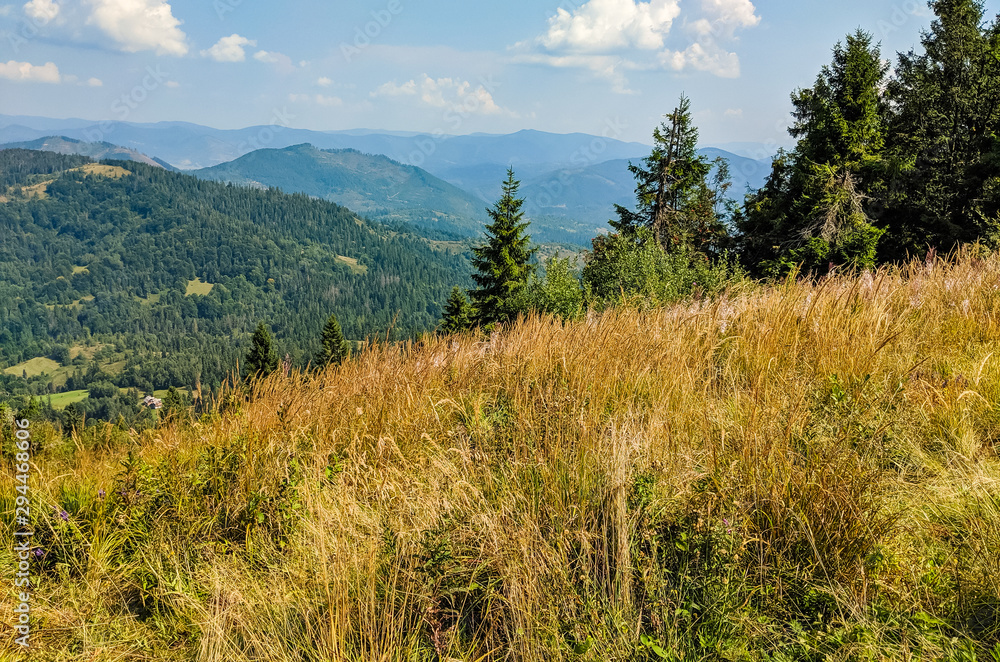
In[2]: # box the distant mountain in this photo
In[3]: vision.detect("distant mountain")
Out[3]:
[0,135,176,170]
[0,115,776,243]
[519,149,773,227]
[0,114,652,174]
[709,141,786,160]
[194,144,488,237]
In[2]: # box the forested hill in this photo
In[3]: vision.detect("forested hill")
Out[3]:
[0,148,470,396]
[195,144,488,238]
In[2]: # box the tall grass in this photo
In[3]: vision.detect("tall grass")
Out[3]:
[3,249,1000,660]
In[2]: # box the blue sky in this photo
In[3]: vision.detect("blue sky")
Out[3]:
[0,1,990,147]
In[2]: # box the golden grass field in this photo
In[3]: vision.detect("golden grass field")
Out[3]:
[2,250,1000,661]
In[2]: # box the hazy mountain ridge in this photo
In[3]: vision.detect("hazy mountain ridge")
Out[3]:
[0,116,774,244]
[0,114,655,172]
[0,135,177,170]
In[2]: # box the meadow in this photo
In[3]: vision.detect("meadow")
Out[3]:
[2,250,1000,661]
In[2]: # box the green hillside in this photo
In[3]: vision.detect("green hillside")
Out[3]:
[195,144,489,238]
[0,148,471,399]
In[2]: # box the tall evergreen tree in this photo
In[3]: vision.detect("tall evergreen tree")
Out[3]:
[883,0,1000,256]
[316,313,349,366]
[469,168,537,330]
[612,95,728,256]
[440,287,475,334]
[246,321,279,378]
[583,96,734,304]
[737,30,889,276]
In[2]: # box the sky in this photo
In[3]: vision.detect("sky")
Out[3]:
[0,0,993,148]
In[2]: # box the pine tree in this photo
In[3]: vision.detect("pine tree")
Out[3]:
[440,287,475,333]
[246,321,279,378]
[884,0,1000,256]
[469,168,537,330]
[737,30,889,275]
[316,313,349,366]
[612,95,727,256]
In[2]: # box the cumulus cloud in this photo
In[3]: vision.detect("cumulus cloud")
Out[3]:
[317,76,332,87]
[660,41,741,78]
[201,34,256,62]
[372,74,513,116]
[0,59,60,82]
[85,0,188,56]
[86,76,102,86]
[23,0,59,21]
[699,0,760,33]
[541,0,681,52]
[517,0,759,87]
[724,107,743,117]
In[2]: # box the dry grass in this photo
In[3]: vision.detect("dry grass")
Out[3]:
[3,249,1000,660]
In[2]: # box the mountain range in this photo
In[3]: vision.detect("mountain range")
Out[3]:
[0,114,775,243]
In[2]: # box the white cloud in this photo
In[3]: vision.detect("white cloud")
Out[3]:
[165,80,180,87]
[373,79,416,97]
[700,0,760,31]
[86,76,102,86]
[317,76,332,87]
[517,0,759,89]
[85,0,188,56]
[201,33,256,62]
[661,42,741,78]
[724,107,742,117]
[0,5,13,17]
[372,74,513,116]
[541,0,681,52]
[0,59,60,83]
[23,0,59,22]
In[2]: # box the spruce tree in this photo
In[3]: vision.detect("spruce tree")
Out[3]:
[737,30,889,275]
[884,0,1000,256]
[612,95,727,256]
[316,313,349,366]
[246,322,279,378]
[469,168,537,330]
[440,287,475,333]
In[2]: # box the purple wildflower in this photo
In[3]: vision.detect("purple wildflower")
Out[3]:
[98,489,106,499]
[59,510,69,522]
[33,549,43,558]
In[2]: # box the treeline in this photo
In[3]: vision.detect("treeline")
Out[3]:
[442,0,1000,331]
[739,1,1000,275]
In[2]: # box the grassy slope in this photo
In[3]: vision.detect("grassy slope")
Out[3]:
[3,252,1000,660]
